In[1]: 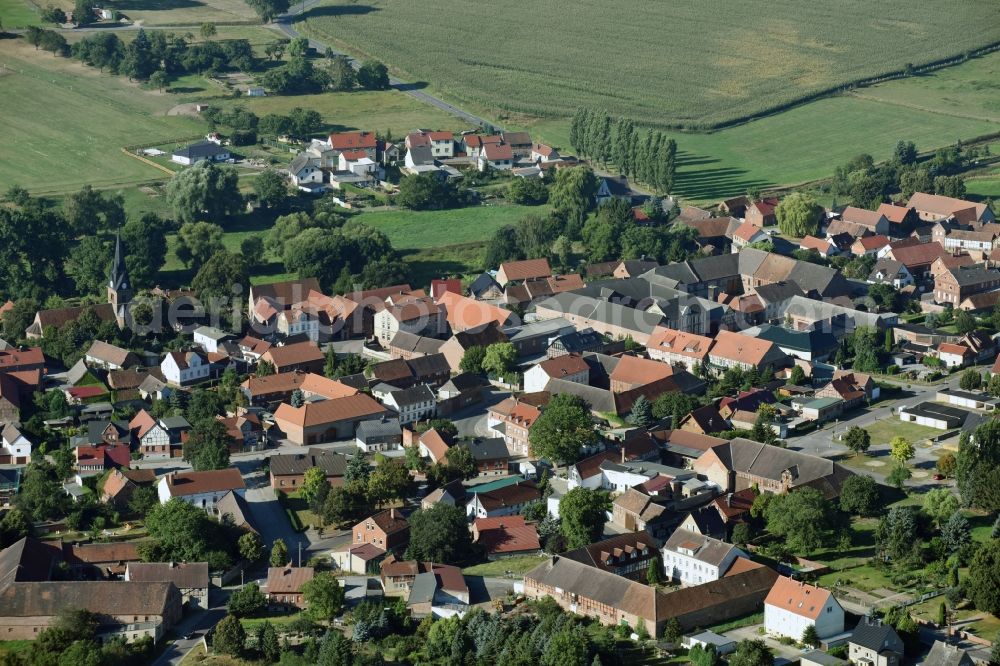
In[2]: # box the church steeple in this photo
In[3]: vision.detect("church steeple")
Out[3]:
[108,231,132,316]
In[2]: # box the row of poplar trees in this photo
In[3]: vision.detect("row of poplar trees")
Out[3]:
[569,108,678,195]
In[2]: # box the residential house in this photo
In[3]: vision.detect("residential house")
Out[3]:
[75,444,130,475]
[387,331,446,360]
[327,131,377,161]
[379,556,469,614]
[157,468,246,511]
[661,525,747,585]
[161,350,209,386]
[331,543,386,575]
[273,393,388,444]
[868,258,914,288]
[374,292,446,346]
[285,153,324,189]
[462,134,502,159]
[877,203,919,234]
[799,236,838,258]
[884,240,949,280]
[24,303,116,339]
[487,397,540,457]
[548,328,605,358]
[381,384,436,425]
[468,273,503,300]
[922,641,975,666]
[125,562,209,610]
[466,481,540,519]
[352,509,409,551]
[130,410,172,459]
[645,328,713,373]
[680,404,728,435]
[907,192,995,224]
[478,142,514,171]
[416,428,452,464]
[764,576,845,640]
[523,354,589,393]
[438,322,508,371]
[266,566,314,609]
[937,343,973,368]
[269,448,347,490]
[467,438,509,476]
[355,417,403,452]
[561,532,659,581]
[84,341,137,370]
[100,468,156,510]
[471,516,540,558]
[694,438,854,498]
[852,234,891,257]
[215,411,265,453]
[369,354,451,390]
[0,425,30,465]
[501,131,532,158]
[240,372,356,409]
[841,207,890,236]
[171,141,230,165]
[934,265,1000,307]
[745,198,780,226]
[731,222,769,251]
[260,341,325,375]
[609,354,674,393]
[849,617,904,666]
[708,330,787,372]
[932,223,1000,258]
[530,143,560,163]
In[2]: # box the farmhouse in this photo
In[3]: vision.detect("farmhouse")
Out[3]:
[269,448,347,490]
[764,576,845,640]
[171,141,231,166]
[661,525,747,586]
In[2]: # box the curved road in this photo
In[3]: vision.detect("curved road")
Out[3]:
[274,3,497,130]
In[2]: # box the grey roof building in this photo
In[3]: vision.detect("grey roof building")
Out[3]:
[269,448,347,478]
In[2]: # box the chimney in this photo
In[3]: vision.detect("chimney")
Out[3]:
[621,447,626,464]
[390,508,396,519]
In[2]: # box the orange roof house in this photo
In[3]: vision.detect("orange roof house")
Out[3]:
[435,291,514,332]
[496,258,552,286]
[472,516,541,556]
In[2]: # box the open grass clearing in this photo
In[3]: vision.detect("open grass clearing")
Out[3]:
[296,0,1000,130]
[0,40,202,193]
[462,554,546,577]
[103,0,260,27]
[0,0,42,27]
[863,419,940,446]
[357,204,547,250]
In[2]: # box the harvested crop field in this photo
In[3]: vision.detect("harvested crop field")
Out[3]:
[297,0,1000,129]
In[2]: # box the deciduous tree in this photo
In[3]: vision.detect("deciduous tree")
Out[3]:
[529,393,598,468]
[405,503,472,564]
[559,487,610,549]
[775,192,822,238]
[302,572,346,620]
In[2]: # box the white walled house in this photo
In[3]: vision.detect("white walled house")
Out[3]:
[157,469,246,512]
[161,351,210,386]
[286,154,324,189]
[193,326,231,354]
[522,354,589,393]
[764,576,845,640]
[661,525,745,585]
[381,385,436,425]
[1,425,31,464]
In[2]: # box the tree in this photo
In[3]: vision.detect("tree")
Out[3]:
[270,538,289,567]
[876,506,919,562]
[42,5,68,23]
[459,345,487,374]
[923,488,960,527]
[142,498,235,568]
[301,467,327,505]
[507,177,549,205]
[256,621,280,663]
[894,140,918,166]
[775,193,822,238]
[328,55,356,91]
[937,452,957,478]
[788,365,806,386]
[239,235,265,269]
[840,475,881,516]
[122,213,168,287]
[16,460,69,521]
[183,419,232,471]
[954,309,977,335]
[802,625,820,648]
[960,369,983,392]
[344,454,369,483]
[166,161,242,225]
[729,639,773,666]
[868,283,900,313]
[967,540,1000,616]
[629,395,654,427]
[66,236,112,295]
[246,0,290,22]
[887,463,912,489]
[357,61,389,90]
[646,558,662,585]
[64,184,124,235]
[366,457,410,507]
[228,582,267,617]
[559,487,610,549]
[396,172,461,210]
[175,221,225,269]
[550,166,598,228]
[957,421,1000,511]
[481,342,517,377]
[405,503,472,564]
[731,522,753,547]
[238,531,264,562]
[443,444,475,479]
[764,487,837,555]
[254,169,289,209]
[149,70,169,92]
[302,572,346,621]
[890,436,915,465]
[935,175,967,199]
[74,0,96,25]
[213,615,246,656]
[200,22,217,39]
[940,511,971,554]
[843,426,872,456]
[529,393,598,468]
[750,404,777,445]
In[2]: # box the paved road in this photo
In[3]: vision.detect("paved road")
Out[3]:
[150,591,230,666]
[274,4,496,130]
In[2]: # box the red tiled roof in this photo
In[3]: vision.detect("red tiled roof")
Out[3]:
[938,343,970,356]
[609,355,674,388]
[498,258,552,282]
[473,515,540,554]
[274,393,386,428]
[163,468,245,497]
[328,131,376,150]
[764,575,835,620]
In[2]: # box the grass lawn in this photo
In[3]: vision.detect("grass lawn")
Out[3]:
[966,166,1000,201]
[296,0,999,129]
[103,0,260,26]
[239,611,306,632]
[0,41,203,194]
[462,554,547,577]
[863,419,940,446]
[278,491,320,531]
[0,640,33,655]
[357,204,548,250]
[0,0,42,27]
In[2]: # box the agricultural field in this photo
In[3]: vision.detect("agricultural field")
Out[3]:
[356,204,547,250]
[0,40,203,194]
[0,0,42,27]
[103,0,259,26]
[525,53,1000,201]
[296,0,1000,129]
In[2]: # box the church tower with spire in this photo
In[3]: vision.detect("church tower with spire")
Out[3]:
[108,231,132,323]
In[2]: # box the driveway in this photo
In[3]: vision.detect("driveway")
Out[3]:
[244,482,309,561]
[150,589,231,666]
[723,625,805,665]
